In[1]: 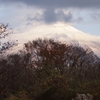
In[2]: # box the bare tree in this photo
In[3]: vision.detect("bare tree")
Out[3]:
[0,23,17,53]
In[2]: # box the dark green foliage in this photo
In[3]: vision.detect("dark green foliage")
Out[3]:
[0,39,100,100]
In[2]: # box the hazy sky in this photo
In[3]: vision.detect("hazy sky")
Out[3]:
[0,0,100,36]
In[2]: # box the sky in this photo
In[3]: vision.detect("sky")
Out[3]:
[0,0,100,40]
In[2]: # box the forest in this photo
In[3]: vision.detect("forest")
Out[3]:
[0,24,100,100]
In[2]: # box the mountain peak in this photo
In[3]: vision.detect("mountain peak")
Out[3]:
[12,23,100,57]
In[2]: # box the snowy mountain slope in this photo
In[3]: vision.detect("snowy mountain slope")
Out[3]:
[12,23,100,56]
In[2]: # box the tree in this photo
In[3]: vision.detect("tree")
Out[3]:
[23,39,100,100]
[0,23,19,99]
[0,23,17,53]
[24,39,98,80]
[0,38,100,100]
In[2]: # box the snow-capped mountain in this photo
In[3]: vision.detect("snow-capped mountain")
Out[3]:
[12,23,100,57]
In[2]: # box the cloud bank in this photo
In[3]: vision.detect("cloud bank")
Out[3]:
[0,0,100,35]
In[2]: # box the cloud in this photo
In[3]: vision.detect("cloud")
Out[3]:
[27,13,43,22]
[91,13,100,20]
[1,0,100,9]
[1,0,97,25]
[43,9,57,24]
[56,11,73,22]
[76,17,83,22]
[1,0,100,36]
[26,9,74,24]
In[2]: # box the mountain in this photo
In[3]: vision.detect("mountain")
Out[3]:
[12,23,100,57]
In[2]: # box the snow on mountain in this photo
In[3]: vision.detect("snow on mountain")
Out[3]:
[12,23,100,57]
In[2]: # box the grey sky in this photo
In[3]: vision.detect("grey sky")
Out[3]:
[1,0,100,24]
[0,0,100,35]
[1,0,100,9]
